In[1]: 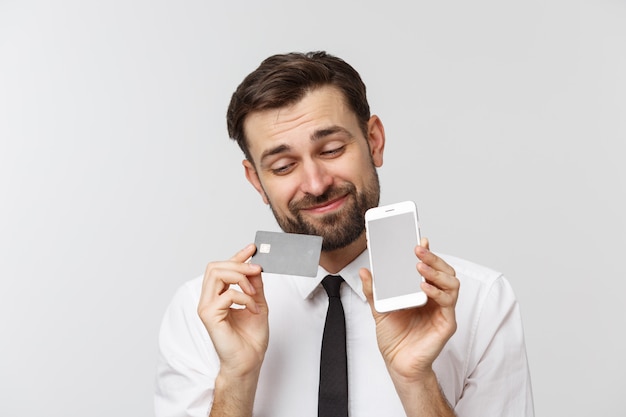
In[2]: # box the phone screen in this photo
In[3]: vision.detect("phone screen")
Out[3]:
[367,212,423,300]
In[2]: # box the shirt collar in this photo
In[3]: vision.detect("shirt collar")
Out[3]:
[293,249,370,301]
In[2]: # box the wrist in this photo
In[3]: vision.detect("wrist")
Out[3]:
[211,369,262,417]
[388,368,454,417]
[389,365,437,392]
[216,362,263,388]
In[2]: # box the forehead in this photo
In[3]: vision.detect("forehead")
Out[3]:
[243,86,358,157]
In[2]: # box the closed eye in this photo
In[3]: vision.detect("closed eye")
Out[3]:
[320,145,346,157]
[270,162,296,175]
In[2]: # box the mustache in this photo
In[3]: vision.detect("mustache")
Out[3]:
[288,183,356,212]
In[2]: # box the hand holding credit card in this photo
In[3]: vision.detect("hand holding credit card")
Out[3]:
[251,231,323,277]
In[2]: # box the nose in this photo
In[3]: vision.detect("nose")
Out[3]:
[299,159,333,196]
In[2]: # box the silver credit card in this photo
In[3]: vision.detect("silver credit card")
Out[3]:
[251,231,322,277]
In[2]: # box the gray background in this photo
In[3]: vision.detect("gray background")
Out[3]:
[1,0,624,416]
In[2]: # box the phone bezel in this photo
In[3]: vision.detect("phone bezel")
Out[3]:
[365,201,428,312]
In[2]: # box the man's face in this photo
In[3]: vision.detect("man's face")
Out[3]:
[243,86,385,251]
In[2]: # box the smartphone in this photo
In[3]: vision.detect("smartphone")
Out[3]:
[365,201,427,312]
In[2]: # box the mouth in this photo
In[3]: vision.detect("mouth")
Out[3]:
[299,194,348,215]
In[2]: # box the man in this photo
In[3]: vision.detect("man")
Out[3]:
[155,51,534,417]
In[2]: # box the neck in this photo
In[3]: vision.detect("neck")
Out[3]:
[319,233,367,274]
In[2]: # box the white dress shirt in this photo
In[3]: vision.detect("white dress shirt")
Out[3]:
[155,250,534,417]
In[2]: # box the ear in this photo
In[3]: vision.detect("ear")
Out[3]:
[367,115,385,167]
[243,159,270,205]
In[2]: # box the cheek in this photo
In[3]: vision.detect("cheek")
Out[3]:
[262,177,299,210]
[337,155,372,185]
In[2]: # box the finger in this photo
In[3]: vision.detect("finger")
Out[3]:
[420,236,430,251]
[247,273,267,310]
[199,288,260,325]
[417,260,459,293]
[230,243,258,263]
[201,263,262,309]
[420,278,456,308]
[415,244,455,277]
[215,288,261,314]
[248,273,265,300]
[204,242,262,293]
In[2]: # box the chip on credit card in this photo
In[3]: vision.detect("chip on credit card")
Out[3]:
[251,231,323,277]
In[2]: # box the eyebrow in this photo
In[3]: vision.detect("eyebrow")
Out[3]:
[260,144,291,164]
[311,126,352,141]
[259,125,353,165]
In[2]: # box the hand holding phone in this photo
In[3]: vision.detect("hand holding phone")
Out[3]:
[365,201,427,312]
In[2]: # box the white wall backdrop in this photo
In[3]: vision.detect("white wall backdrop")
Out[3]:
[1,1,624,416]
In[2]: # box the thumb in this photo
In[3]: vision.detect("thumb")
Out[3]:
[359,267,375,307]
[360,268,384,319]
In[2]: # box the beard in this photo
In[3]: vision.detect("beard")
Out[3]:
[268,169,380,251]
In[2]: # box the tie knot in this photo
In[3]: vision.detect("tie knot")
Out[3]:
[321,275,344,298]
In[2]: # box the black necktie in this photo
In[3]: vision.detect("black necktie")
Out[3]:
[318,275,348,417]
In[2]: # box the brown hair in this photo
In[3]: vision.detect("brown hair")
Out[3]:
[226,51,371,161]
